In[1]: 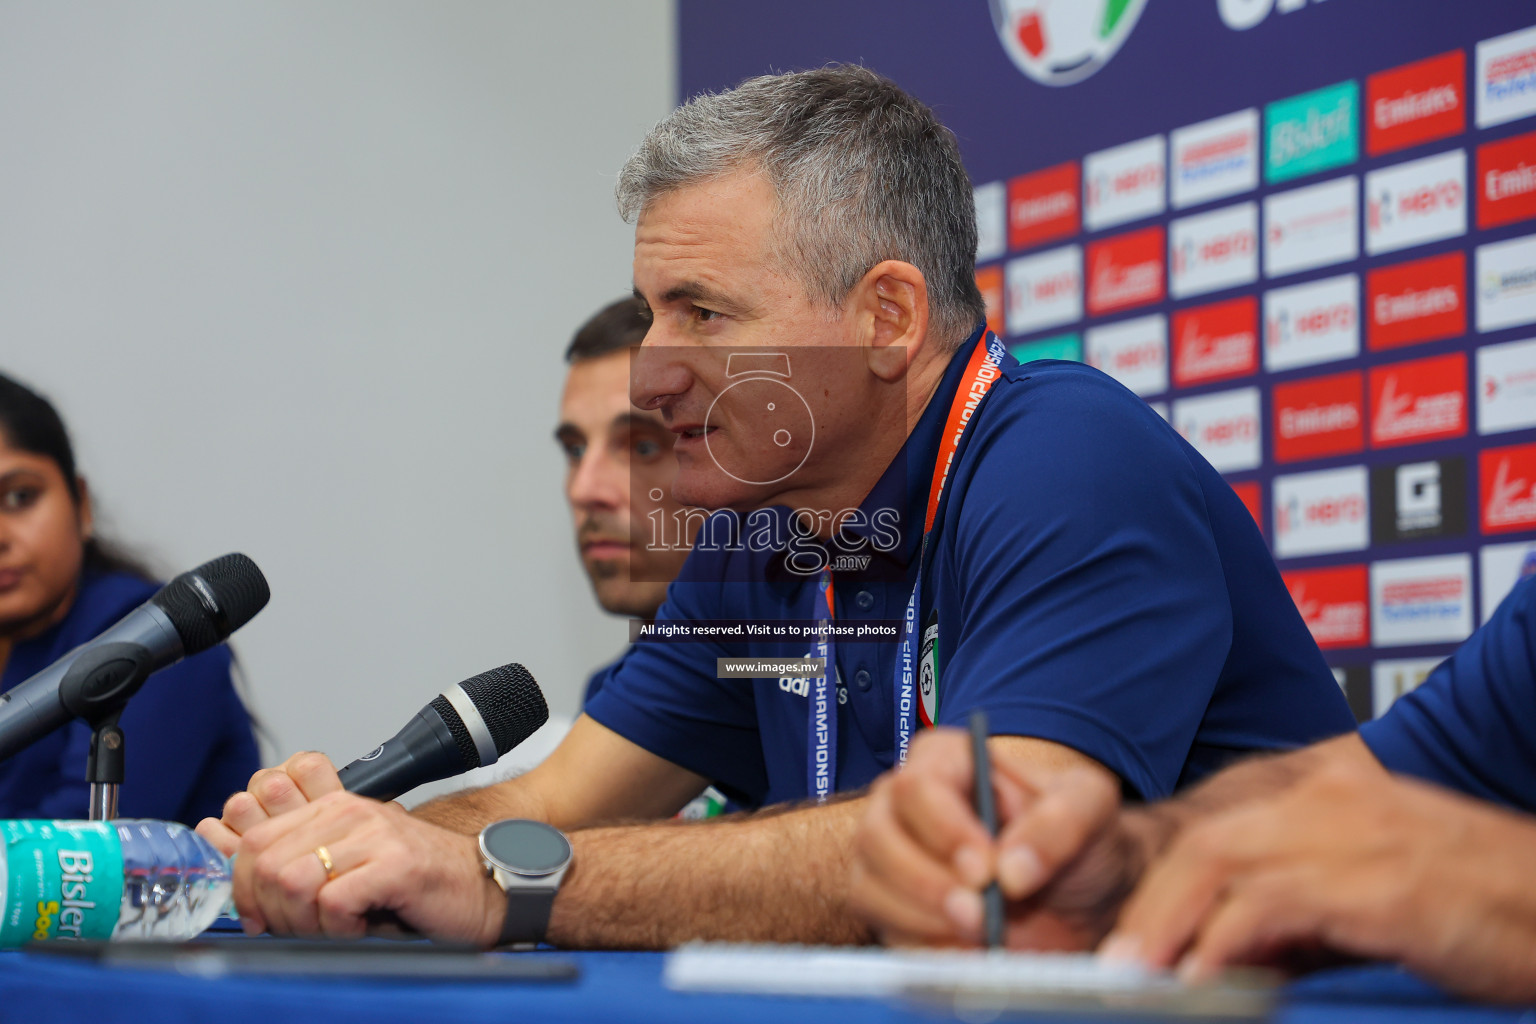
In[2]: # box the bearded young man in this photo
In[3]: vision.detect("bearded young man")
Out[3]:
[200,66,1351,949]
[556,297,692,700]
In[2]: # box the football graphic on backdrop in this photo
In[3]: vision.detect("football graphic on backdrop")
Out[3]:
[990,0,1149,87]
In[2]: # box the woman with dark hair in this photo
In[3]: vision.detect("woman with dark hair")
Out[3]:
[0,371,259,824]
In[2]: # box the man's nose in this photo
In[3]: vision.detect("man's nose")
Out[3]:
[630,341,697,413]
[568,447,626,510]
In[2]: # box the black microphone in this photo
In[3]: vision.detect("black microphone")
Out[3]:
[337,663,548,801]
[0,553,270,762]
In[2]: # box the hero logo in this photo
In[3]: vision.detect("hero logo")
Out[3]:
[1475,233,1536,334]
[1170,202,1258,298]
[1264,274,1359,372]
[1088,164,1161,211]
[1366,251,1465,350]
[1369,353,1467,448]
[1171,108,1259,209]
[1173,387,1261,473]
[1084,136,1166,231]
[1477,129,1536,230]
[1087,226,1164,314]
[1476,25,1536,130]
[1273,465,1369,559]
[1365,149,1467,256]
[1371,554,1473,647]
[1477,336,1536,436]
[990,0,1149,88]
[1219,0,1338,32]
[1367,51,1465,156]
[1273,371,1364,463]
[1282,565,1368,649]
[1005,244,1082,335]
[1085,313,1167,397]
[1481,443,1536,534]
[1173,296,1257,387]
[1180,225,1251,268]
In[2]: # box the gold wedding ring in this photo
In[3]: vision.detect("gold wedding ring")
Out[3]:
[313,844,337,881]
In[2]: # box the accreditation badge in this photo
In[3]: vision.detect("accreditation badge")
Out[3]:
[918,610,939,726]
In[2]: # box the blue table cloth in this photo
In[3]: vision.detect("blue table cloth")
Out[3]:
[0,943,1529,1024]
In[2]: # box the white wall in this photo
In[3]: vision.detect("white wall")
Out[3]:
[0,1,675,786]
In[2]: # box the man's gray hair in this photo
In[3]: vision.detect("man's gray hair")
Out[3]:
[616,65,987,349]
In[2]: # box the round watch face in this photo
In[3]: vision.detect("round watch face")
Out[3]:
[482,819,571,876]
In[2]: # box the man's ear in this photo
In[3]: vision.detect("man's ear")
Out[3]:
[853,260,930,383]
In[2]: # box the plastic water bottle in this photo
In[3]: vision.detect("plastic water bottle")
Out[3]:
[1,819,232,945]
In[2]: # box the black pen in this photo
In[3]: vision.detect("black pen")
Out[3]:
[968,708,1005,949]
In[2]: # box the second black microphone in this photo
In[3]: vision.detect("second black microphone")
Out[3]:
[337,663,548,802]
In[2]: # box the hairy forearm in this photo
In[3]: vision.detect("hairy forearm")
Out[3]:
[411,779,549,835]
[547,795,872,949]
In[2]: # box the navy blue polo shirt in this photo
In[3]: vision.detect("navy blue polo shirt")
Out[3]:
[1362,575,1536,812]
[584,327,1355,806]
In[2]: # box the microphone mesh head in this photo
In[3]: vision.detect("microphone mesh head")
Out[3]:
[460,663,548,755]
[151,553,271,654]
[429,694,481,768]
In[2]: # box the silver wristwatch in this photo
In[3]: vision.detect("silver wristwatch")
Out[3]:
[478,818,573,947]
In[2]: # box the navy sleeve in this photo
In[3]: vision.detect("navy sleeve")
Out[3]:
[934,372,1231,800]
[582,555,770,802]
[1361,576,1536,813]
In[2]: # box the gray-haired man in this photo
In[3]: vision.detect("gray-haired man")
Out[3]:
[202,66,1350,949]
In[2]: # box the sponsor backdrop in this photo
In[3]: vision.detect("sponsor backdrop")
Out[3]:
[679,1,1536,720]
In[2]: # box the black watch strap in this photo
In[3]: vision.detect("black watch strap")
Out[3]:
[496,886,557,946]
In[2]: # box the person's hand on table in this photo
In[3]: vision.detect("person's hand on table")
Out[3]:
[223,788,505,944]
[1106,762,1536,1004]
[197,751,347,857]
[849,727,1145,950]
